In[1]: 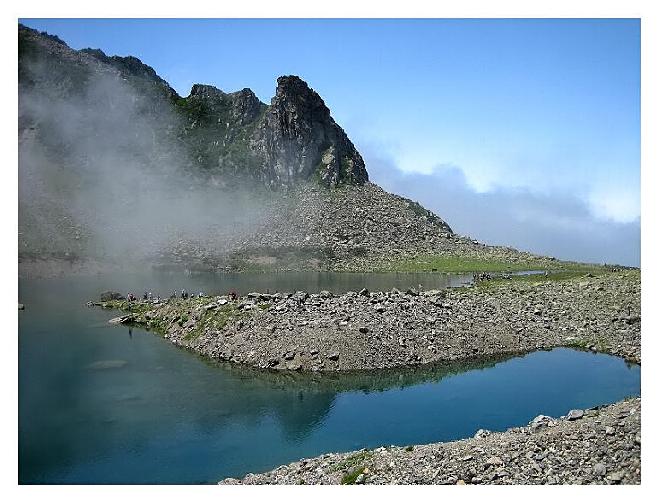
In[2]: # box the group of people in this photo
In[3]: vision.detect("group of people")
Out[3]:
[123,289,210,303]
[123,288,244,304]
[170,289,207,299]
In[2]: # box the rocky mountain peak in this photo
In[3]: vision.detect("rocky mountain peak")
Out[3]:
[252,75,368,187]
[189,84,225,99]
[272,75,331,124]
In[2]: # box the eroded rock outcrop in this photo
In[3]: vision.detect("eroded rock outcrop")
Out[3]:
[251,75,368,187]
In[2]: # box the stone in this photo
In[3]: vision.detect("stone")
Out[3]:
[292,291,309,303]
[485,456,503,467]
[327,352,340,361]
[608,472,623,483]
[108,314,133,325]
[359,288,370,297]
[100,291,124,302]
[566,409,584,421]
[530,415,554,429]
[593,463,607,476]
[18,303,25,310]
[358,326,370,334]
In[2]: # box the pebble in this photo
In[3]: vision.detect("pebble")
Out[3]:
[566,409,584,421]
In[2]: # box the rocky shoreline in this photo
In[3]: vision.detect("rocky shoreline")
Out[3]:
[96,270,640,372]
[220,397,641,485]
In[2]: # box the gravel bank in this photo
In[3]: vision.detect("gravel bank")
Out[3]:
[98,270,640,372]
[220,397,641,485]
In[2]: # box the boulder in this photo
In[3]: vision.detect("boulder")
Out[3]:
[566,409,584,421]
[100,291,125,302]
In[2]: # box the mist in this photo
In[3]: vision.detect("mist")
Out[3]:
[365,150,640,267]
[18,56,268,268]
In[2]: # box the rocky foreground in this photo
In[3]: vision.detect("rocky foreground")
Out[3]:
[97,270,640,372]
[220,397,641,485]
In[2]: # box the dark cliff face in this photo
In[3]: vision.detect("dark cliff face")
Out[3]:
[19,24,368,189]
[251,76,368,187]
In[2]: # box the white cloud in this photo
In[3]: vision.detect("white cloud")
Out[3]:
[587,188,640,223]
[363,148,640,267]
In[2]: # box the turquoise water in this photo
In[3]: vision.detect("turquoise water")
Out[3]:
[18,273,641,484]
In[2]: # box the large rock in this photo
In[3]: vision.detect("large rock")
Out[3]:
[250,75,368,188]
[100,291,125,302]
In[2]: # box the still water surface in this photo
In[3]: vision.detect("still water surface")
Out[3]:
[19,272,640,484]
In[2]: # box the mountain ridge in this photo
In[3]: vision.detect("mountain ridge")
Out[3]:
[18,23,571,275]
[19,23,367,189]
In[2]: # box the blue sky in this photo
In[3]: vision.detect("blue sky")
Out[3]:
[19,18,640,265]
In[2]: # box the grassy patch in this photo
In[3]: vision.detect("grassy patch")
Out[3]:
[475,271,588,289]
[183,303,243,342]
[330,451,371,473]
[379,253,614,274]
[341,466,365,485]
[565,337,609,353]
[381,254,547,273]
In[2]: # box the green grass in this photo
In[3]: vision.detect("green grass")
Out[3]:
[476,271,588,289]
[380,254,547,273]
[378,253,616,274]
[330,451,371,473]
[183,304,243,342]
[341,466,365,485]
[565,336,609,353]
[101,298,247,342]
